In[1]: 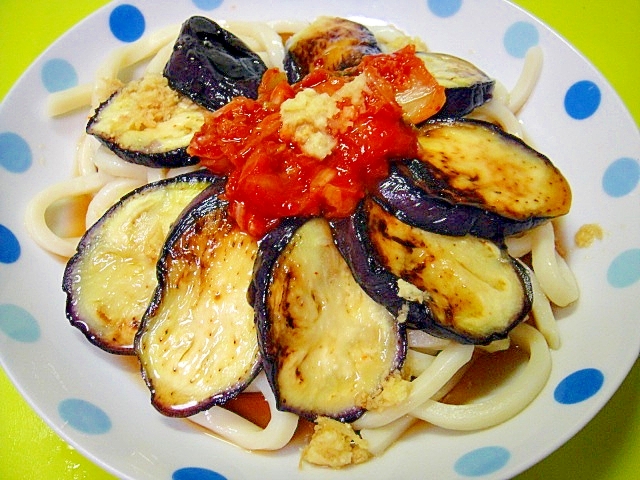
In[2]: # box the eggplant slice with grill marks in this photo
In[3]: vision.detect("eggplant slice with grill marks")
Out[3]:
[250,217,406,423]
[417,52,495,118]
[283,16,382,83]
[63,171,219,355]
[163,16,268,111]
[135,183,261,417]
[374,164,541,240]
[403,118,572,225]
[86,74,208,168]
[333,197,533,345]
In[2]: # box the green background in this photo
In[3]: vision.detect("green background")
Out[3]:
[1,1,638,479]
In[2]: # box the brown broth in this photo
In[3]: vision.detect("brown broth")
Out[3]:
[45,194,93,238]
[224,392,271,429]
[442,344,528,405]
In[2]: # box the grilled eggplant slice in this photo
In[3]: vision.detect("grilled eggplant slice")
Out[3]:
[284,16,382,83]
[418,52,494,117]
[86,74,207,168]
[334,197,532,344]
[135,183,261,417]
[405,118,571,222]
[374,164,542,239]
[163,16,268,111]
[63,171,218,354]
[250,217,406,422]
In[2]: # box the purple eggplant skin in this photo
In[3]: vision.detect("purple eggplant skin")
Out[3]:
[163,16,268,111]
[62,170,219,355]
[374,164,542,240]
[135,181,261,417]
[283,16,382,84]
[251,217,406,423]
[330,211,432,332]
[333,197,533,345]
[417,52,495,118]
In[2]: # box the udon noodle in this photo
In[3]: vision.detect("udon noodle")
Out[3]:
[25,18,578,467]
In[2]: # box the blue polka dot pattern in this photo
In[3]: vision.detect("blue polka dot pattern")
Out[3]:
[554,368,605,405]
[173,467,228,480]
[607,249,640,288]
[504,21,539,58]
[192,0,224,10]
[602,157,640,197]
[58,398,112,434]
[454,446,511,477]
[0,225,20,264]
[564,80,601,120]
[109,4,146,42]
[41,58,78,93]
[0,304,40,343]
[427,0,463,18]
[0,131,32,173]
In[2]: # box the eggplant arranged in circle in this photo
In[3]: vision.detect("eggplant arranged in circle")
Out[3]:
[403,118,572,224]
[163,16,268,111]
[417,52,495,118]
[374,164,540,240]
[333,197,533,345]
[86,74,208,168]
[250,217,406,422]
[62,171,218,355]
[135,182,261,417]
[283,16,382,83]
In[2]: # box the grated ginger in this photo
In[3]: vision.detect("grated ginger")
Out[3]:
[361,371,411,411]
[280,73,370,160]
[301,417,372,468]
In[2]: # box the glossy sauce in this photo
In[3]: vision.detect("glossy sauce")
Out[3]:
[443,343,528,405]
[188,46,444,238]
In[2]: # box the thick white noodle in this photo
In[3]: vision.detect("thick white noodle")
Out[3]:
[505,231,533,258]
[74,134,101,177]
[352,343,474,429]
[407,329,452,354]
[267,19,309,35]
[47,82,94,116]
[523,262,561,349]
[85,177,147,227]
[91,24,181,107]
[24,172,112,257]
[189,373,299,451]
[359,415,418,456]
[144,40,176,75]
[92,146,149,180]
[410,323,551,430]
[467,45,542,143]
[531,222,579,307]
[508,46,543,114]
[471,87,525,138]
[222,21,287,69]
[403,349,437,377]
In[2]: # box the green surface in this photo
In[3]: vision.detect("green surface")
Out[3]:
[1,1,639,479]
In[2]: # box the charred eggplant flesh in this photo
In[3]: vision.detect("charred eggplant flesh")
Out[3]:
[251,217,406,422]
[405,118,572,222]
[284,16,382,83]
[335,197,532,344]
[86,74,207,168]
[63,171,218,354]
[135,183,261,417]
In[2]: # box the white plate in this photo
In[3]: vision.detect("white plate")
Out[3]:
[1,1,639,479]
